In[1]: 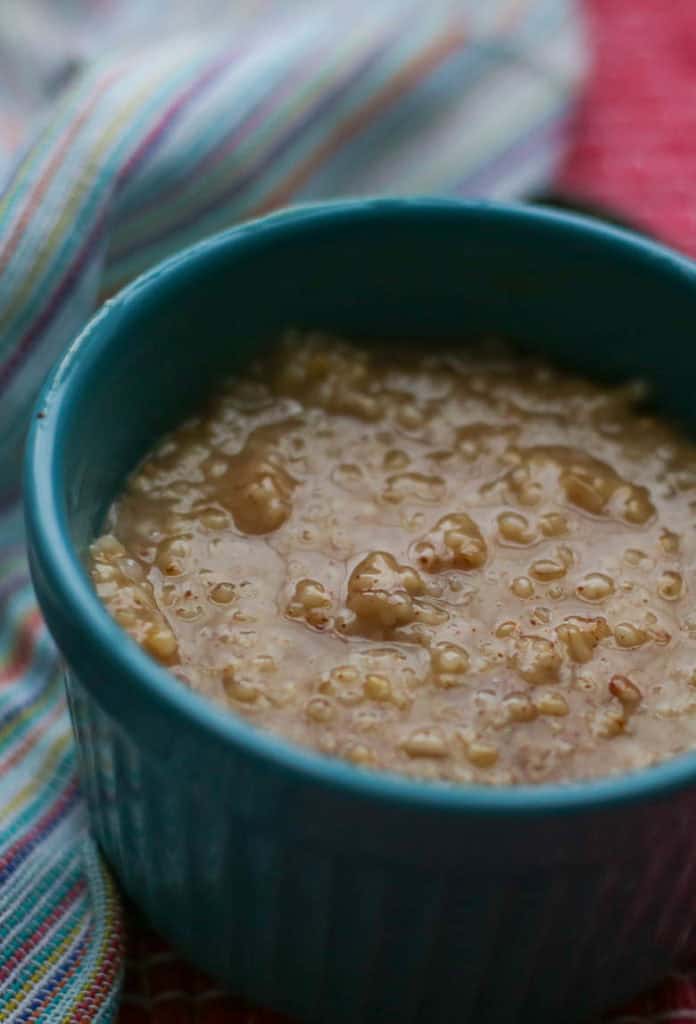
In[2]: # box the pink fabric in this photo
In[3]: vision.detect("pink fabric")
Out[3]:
[559,0,696,258]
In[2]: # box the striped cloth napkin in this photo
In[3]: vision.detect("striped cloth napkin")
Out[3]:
[0,2,585,1020]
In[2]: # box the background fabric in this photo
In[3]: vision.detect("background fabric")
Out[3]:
[559,0,696,260]
[0,0,584,487]
[13,0,696,1021]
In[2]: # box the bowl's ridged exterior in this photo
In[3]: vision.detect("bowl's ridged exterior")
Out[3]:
[66,667,696,1023]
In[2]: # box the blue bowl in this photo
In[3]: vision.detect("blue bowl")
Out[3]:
[24,199,696,1024]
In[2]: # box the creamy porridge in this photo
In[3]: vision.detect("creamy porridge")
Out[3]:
[90,332,696,785]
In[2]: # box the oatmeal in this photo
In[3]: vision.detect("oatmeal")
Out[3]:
[90,332,696,785]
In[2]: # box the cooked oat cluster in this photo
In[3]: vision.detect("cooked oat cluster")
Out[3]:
[90,332,696,785]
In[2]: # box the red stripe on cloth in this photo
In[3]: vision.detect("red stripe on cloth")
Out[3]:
[0,877,86,985]
[24,903,121,1024]
[0,52,233,396]
[65,918,124,1023]
[114,49,238,189]
[251,20,467,217]
[0,778,79,877]
[0,69,120,270]
[0,206,109,394]
[0,610,44,685]
[0,698,66,774]
[116,49,307,222]
[106,22,401,271]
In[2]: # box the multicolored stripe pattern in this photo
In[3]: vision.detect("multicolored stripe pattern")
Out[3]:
[0,504,122,1022]
[0,1,584,1019]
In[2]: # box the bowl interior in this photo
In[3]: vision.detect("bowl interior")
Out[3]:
[26,198,696,813]
[55,200,696,550]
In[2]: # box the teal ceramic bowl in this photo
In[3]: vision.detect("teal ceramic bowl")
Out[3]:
[24,199,696,1024]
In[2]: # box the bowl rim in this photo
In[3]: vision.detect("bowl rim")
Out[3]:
[24,196,696,817]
